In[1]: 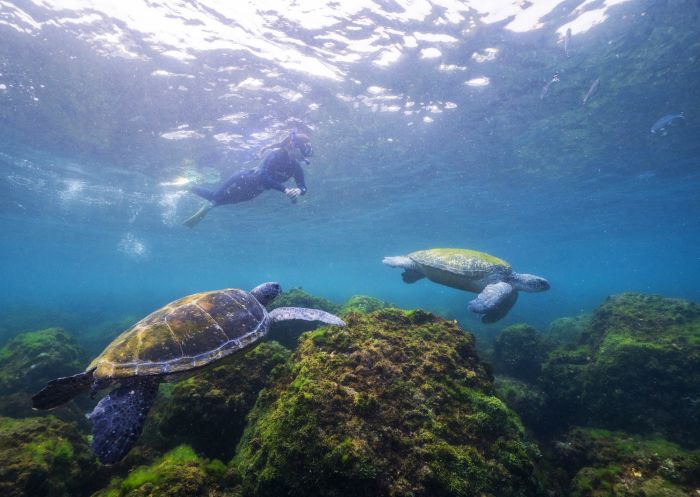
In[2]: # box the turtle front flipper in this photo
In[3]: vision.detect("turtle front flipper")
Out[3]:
[382,256,425,284]
[468,282,518,323]
[269,307,345,326]
[88,377,160,464]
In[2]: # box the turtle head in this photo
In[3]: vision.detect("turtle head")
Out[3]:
[509,273,550,293]
[251,282,282,306]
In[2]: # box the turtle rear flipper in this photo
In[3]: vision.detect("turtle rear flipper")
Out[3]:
[32,371,92,410]
[468,282,518,323]
[269,307,345,326]
[89,377,159,464]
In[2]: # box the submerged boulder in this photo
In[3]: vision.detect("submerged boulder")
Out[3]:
[152,342,291,460]
[339,295,393,315]
[234,309,543,497]
[546,314,590,345]
[541,293,700,444]
[92,445,233,497]
[0,328,87,418]
[491,324,553,383]
[0,415,101,497]
[553,427,700,497]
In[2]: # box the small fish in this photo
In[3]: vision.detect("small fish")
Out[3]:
[651,112,685,135]
[582,78,600,105]
[564,28,572,57]
[540,72,560,100]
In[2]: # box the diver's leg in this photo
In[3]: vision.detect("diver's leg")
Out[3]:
[190,185,216,202]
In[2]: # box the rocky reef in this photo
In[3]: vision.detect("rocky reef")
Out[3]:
[152,341,290,460]
[93,445,233,497]
[0,328,87,419]
[0,415,101,497]
[339,295,393,315]
[233,309,543,497]
[541,293,700,444]
[2,291,700,497]
[554,427,700,497]
[491,324,554,383]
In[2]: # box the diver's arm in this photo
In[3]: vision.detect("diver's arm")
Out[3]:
[293,162,307,195]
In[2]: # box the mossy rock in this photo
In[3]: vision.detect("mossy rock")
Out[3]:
[339,295,393,316]
[554,427,700,497]
[494,376,549,434]
[93,445,234,497]
[541,293,700,444]
[234,308,543,497]
[491,324,553,382]
[266,288,341,348]
[0,328,87,418]
[546,315,590,345]
[0,415,101,497]
[151,342,291,459]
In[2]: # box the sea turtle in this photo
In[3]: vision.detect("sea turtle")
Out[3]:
[31,282,344,464]
[383,248,550,323]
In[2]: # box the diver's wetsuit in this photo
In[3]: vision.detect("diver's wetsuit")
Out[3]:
[190,148,307,206]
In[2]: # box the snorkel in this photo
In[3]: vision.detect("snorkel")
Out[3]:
[289,129,313,164]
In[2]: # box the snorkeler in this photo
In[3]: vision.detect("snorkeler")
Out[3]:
[183,131,313,228]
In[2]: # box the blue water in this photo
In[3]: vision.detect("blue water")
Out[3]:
[1,0,699,344]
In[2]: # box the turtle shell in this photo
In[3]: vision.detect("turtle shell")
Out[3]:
[88,289,268,379]
[409,248,512,292]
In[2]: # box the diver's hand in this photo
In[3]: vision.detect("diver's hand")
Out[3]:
[285,187,302,201]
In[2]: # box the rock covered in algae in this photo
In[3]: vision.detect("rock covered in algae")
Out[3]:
[339,295,393,315]
[0,328,87,418]
[0,415,101,497]
[554,427,700,497]
[265,288,341,348]
[0,327,85,394]
[541,293,700,443]
[491,324,553,382]
[93,445,233,497]
[233,309,543,497]
[494,376,549,435]
[152,342,290,459]
[545,314,590,345]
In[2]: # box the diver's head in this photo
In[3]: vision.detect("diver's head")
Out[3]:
[286,130,313,162]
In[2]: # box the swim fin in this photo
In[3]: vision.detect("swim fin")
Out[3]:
[183,202,213,228]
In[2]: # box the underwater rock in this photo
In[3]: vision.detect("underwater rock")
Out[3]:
[266,288,341,348]
[0,415,101,497]
[152,342,290,460]
[541,293,700,444]
[92,444,233,497]
[491,324,553,383]
[546,314,590,345]
[494,376,549,435]
[0,328,87,418]
[233,309,543,497]
[339,294,393,315]
[553,427,700,497]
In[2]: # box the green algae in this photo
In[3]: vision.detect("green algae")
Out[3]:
[412,248,510,267]
[558,427,700,497]
[339,295,392,315]
[491,324,553,382]
[94,445,233,497]
[0,415,100,497]
[539,293,700,443]
[152,341,291,459]
[233,308,542,497]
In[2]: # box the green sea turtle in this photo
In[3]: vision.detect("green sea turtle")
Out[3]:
[31,282,344,464]
[383,248,550,323]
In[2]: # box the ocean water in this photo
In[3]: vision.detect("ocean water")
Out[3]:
[1,0,699,343]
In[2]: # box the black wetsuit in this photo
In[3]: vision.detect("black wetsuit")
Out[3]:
[191,148,307,206]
